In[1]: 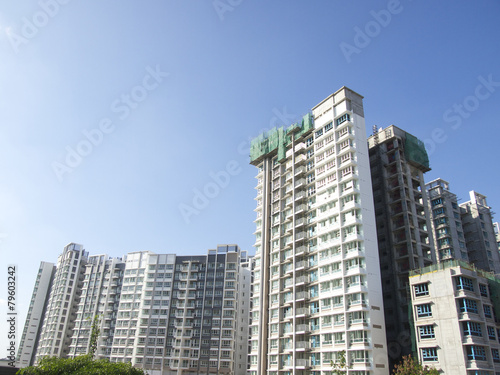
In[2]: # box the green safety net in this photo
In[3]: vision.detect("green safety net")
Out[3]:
[404,133,430,170]
[250,113,314,164]
[488,277,500,322]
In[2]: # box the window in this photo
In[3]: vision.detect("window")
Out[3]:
[433,207,445,216]
[414,283,429,297]
[315,129,323,138]
[479,284,488,297]
[458,299,478,314]
[463,321,482,337]
[336,114,350,126]
[421,348,438,362]
[466,345,486,361]
[492,348,500,363]
[419,325,435,339]
[324,122,333,132]
[434,217,448,226]
[455,276,474,292]
[431,198,443,206]
[488,326,496,340]
[416,304,432,318]
[484,305,493,319]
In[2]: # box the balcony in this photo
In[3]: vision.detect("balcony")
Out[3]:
[295,359,310,369]
[295,154,306,164]
[296,291,309,300]
[294,166,305,176]
[295,179,306,189]
[295,324,310,334]
[295,341,310,351]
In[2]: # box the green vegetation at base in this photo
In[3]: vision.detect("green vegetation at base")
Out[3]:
[393,355,439,375]
[16,355,147,375]
[17,315,147,375]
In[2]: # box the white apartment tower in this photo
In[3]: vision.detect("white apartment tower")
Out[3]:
[17,262,56,367]
[426,178,469,263]
[248,87,388,375]
[460,191,500,276]
[35,243,88,362]
[68,254,125,359]
[23,243,251,375]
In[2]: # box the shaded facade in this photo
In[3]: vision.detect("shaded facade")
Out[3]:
[426,178,469,263]
[460,191,500,276]
[16,262,56,367]
[367,125,435,367]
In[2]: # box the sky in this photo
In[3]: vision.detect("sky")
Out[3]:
[1,0,500,358]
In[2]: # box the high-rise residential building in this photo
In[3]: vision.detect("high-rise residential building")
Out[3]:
[35,243,88,362]
[426,178,469,263]
[23,243,251,375]
[248,87,389,375]
[16,262,56,367]
[68,254,125,359]
[367,125,435,367]
[460,191,500,276]
[409,260,500,374]
[493,222,500,252]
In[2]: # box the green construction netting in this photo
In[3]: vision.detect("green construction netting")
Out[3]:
[404,133,430,170]
[488,277,500,322]
[250,113,314,163]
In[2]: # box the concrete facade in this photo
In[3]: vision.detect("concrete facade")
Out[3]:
[460,191,500,276]
[426,178,469,263]
[16,262,56,367]
[409,261,500,374]
[367,125,435,368]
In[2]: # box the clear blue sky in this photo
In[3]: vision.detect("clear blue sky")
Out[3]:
[1,0,499,356]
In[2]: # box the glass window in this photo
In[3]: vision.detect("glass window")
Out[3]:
[487,326,496,340]
[431,198,443,206]
[484,305,493,319]
[421,348,438,362]
[466,345,486,361]
[336,114,350,126]
[492,348,500,363]
[462,321,482,337]
[416,304,432,318]
[414,283,429,297]
[458,299,478,314]
[419,325,435,339]
[455,276,474,291]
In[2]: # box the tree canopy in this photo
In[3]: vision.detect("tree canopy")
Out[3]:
[16,355,147,375]
[393,355,439,375]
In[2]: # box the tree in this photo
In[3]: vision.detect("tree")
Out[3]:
[16,356,148,375]
[88,314,101,358]
[331,350,349,374]
[393,355,439,375]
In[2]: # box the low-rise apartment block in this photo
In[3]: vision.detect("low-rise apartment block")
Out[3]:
[409,260,500,374]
